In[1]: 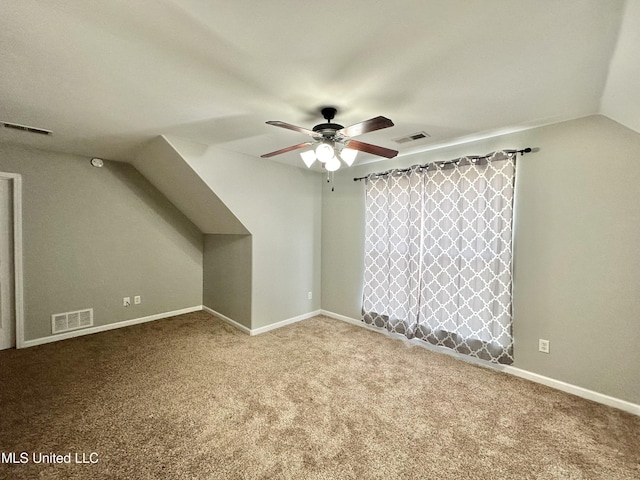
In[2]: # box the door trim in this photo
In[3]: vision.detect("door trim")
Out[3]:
[0,172,24,348]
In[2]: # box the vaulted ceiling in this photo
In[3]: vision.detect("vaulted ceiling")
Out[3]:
[1,1,637,170]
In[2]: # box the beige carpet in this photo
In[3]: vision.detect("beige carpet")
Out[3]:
[0,312,638,479]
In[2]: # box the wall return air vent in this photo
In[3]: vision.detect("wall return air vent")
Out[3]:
[2,121,52,136]
[51,308,94,334]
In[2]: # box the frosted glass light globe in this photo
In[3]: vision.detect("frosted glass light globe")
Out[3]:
[315,143,334,163]
[325,156,341,172]
[339,147,358,166]
[300,150,316,168]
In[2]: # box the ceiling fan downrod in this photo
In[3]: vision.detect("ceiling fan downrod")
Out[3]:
[312,107,344,136]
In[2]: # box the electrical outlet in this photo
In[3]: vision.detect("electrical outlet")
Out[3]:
[123,297,131,307]
[308,292,312,300]
[538,338,550,354]
[134,295,141,305]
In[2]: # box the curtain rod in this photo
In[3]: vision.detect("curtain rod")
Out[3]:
[353,147,533,182]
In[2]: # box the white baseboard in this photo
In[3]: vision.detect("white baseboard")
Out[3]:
[250,310,322,335]
[202,306,251,334]
[501,366,640,416]
[319,309,640,417]
[21,305,320,348]
[202,306,322,336]
[21,306,203,348]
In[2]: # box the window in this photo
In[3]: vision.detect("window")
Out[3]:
[362,152,516,364]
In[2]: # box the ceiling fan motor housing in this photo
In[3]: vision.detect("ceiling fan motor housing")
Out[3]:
[312,123,344,137]
[313,107,343,137]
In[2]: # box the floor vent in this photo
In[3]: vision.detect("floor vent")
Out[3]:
[2,121,52,136]
[393,131,430,144]
[51,308,94,334]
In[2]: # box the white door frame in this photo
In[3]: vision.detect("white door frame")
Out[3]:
[0,172,24,349]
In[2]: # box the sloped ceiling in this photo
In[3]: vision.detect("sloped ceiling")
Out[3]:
[0,0,635,171]
[600,0,640,133]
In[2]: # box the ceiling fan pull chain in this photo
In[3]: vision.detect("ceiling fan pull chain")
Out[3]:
[326,171,335,191]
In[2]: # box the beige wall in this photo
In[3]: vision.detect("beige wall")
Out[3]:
[0,143,203,342]
[168,137,323,329]
[321,115,640,404]
[203,234,252,328]
[134,137,249,235]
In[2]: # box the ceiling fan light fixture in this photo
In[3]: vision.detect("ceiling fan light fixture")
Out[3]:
[315,142,334,163]
[261,108,398,167]
[325,156,341,172]
[339,147,358,166]
[300,150,316,168]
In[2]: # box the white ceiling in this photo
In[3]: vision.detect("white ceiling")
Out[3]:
[0,1,634,170]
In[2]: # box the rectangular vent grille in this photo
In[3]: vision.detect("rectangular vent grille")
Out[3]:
[393,131,430,144]
[2,121,52,136]
[51,308,93,334]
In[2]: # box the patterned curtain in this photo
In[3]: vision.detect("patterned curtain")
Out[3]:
[362,152,516,364]
[362,166,423,337]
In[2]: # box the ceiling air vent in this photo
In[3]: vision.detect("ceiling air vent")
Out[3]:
[2,121,52,136]
[393,131,430,144]
[51,308,94,334]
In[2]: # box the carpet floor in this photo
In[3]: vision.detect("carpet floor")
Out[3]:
[0,312,638,479]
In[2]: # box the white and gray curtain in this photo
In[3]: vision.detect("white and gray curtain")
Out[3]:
[362,151,516,364]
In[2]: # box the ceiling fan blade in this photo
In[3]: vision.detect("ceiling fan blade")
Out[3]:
[346,140,398,159]
[338,116,394,138]
[261,142,314,158]
[266,121,322,138]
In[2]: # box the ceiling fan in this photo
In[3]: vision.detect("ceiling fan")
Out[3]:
[261,107,398,171]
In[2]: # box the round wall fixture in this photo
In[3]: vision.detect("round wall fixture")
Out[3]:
[90,158,104,168]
